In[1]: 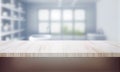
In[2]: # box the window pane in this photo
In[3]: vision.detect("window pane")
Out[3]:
[75,10,85,21]
[39,22,49,33]
[63,10,73,21]
[51,22,61,34]
[38,10,49,21]
[63,22,73,35]
[75,22,85,36]
[51,10,61,21]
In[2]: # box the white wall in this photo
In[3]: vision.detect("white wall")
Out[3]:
[118,0,120,42]
[97,0,119,41]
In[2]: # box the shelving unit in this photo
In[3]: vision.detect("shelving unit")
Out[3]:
[0,0,26,41]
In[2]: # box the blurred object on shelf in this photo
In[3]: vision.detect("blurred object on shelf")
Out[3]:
[5,37,10,41]
[2,11,9,17]
[3,23,10,32]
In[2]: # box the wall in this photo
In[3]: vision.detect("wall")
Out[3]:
[26,3,96,39]
[97,0,119,41]
[118,0,120,42]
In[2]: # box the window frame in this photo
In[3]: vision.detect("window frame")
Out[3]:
[38,8,86,39]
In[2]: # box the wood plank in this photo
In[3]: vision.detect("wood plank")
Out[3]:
[0,41,120,57]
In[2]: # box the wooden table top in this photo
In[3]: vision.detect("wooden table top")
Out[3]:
[0,41,120,57]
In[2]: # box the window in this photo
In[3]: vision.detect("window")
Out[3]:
[63,22,73,35]
[51,10,61,21]
[75,10,85,21]
[38,10,49,21]
[74,10,86,38]
[75,22,85,35]
[38,9,86,39]
[63,10,73,21]
[51,22,61,34]
[38,10,49,33]
[39,22,49,33]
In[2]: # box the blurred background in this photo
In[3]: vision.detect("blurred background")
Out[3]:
[0,0,120,41]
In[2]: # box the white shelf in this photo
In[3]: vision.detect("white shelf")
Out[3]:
[1,29,24,36]
[1,16,12,20]
[12,8,25,14]
[1,16,25,21]
[13,7,25,14]
[1,4,11,10]
[14,29,24,33]
[0,0,26,40]
[13,17,25,21]
[1,4,25,14]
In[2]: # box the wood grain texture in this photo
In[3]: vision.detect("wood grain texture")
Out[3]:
[0,41,120,57]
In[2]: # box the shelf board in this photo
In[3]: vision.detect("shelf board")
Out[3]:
[1,16,25,21]
[1,16,12,20]
[1,29,24,36]
[13,8,25,14]
[14,29,24,33]
[15,17,25,21]
[1,4,11,10]
[1,31,13,36]
[1,4,25,14]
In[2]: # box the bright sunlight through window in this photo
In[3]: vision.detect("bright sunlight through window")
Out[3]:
[38,9,86,39]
